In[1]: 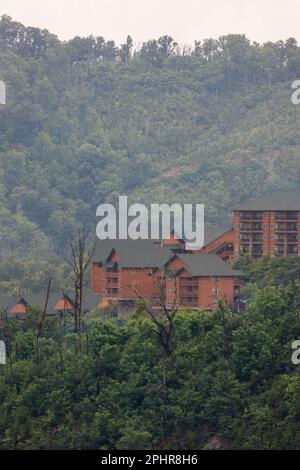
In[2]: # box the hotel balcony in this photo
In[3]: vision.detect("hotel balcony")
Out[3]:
[274,212,286,221]
[105,270,120,276]
[240,225,251,232]
[286,212,298,221]
[106,287,119,297]
[238,211,263,221]
[180,279,198,287]
[287,224,298,232]
[287,246,298,255]
[105,278,120,291]
[179,298,199,307]
[179,290,198,296]
[179,286,198,295]
[275,224,286,232]
[105,276,120,283]
[239,246,250,255]
[240,237,250,243]
[274,247,285,256]
[252,212,263,221]
[275,212,298,222]
[239,213,251,221]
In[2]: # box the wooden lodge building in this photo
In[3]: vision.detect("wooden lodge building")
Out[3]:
[197,226,234,261]
[2,190,300,318]
[91,235,244,311]
[233,190,300,258]
[0,291,99,320]
[91,190,300,310]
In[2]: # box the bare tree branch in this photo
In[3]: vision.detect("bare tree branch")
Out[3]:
[36,279,52,363]
[65,227,95,353]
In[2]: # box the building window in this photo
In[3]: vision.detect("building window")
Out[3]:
[212,277,220,283]
[212,288,220,294]
[212,299,219,305]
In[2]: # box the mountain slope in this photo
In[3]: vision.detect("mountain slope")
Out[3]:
[1,16,300,290]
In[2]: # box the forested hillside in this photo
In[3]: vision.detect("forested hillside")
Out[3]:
[1,282,300,450]
[1,15,300,292]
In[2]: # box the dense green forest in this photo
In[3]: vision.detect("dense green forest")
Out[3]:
[1,15,300,293]
[1,260,300,449]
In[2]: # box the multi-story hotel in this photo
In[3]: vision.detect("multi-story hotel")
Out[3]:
[91,236,244,311]
[3,190,300,318]
[233,190,300,258]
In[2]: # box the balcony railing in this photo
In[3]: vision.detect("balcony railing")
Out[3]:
[240,225,251,232]
[105,276,119,282]
[286,212,298,221]
[180,280,198,287]
[275,225,286,232]
[275,213,298,222]
[287,225,298,232]
[105,271,120,277]
[179,298,199,305]
[180,287,198,292]
[239,248,250,254]
[106,288,119,296]
[275,211,298,221]
[252,213,263,221]
[252,251,263,256]
[239,213,251,221]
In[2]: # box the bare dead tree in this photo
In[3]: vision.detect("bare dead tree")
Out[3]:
[36,279,52,363]
[133,270,179,368]
[66,228,95,352]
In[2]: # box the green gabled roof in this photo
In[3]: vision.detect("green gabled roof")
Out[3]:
[234,190,300,211]
[176,253,244,277]
[0,290,100,315]
[203,226,233,247]
[92,239,244,276]
[92,238,176,268]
